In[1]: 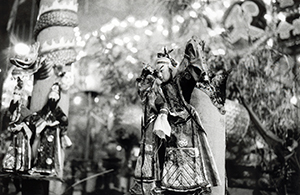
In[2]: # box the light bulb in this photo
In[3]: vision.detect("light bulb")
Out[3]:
[290,95,298,105]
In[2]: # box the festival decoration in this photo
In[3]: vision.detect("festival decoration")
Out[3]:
[33,0,78,81]
[222,0,267,50]
[30,0,78,117]
[275,0,300,54]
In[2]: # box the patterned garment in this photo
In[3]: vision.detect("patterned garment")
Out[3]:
[31,106,67,176]
[2,129,32,172]
[132,79,220,194]
[31,126,57,175]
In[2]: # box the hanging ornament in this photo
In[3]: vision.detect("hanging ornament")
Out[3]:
[222,0,267,50]
[10,42,44,76]
[275,0,300,54]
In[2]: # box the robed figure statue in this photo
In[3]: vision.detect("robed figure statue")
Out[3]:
[130,37,227,195]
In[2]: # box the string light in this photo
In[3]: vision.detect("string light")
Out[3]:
[223,0,231,8]
[76,50,87,60]
[217,48,226,55]
[157,18,164,24]
[151,16,158,23]
[115,94,120,100]
[290,95,298,105]
[176,15,185,23]
[134,20,144,28]
[123,37,130,43]
[189,10,198,18]
[92,31,98,37]
[77,40,86,47]
[162,29,169,36]
[100,34,106,40]
[142,20,149,27]
[297,55,300,63]
[172,25,180,33]
[111,18,120,26]
[94,96,100,103]
[73,26,79,32]
[130,47,138,53]
[127,72,134,79]
[263,0,272,5]
[74,31,81,37]
[126,42,133,49]
[14,43,30,56]
[127,16,135,23]
[214,27,225,34]
[114,38,124,46]
[191,2,201,9]
[73,96,82,105]
[109,112,114,118]
[157,25,164,31]
[84,34,91,40]
[120,21,128,28]
[264,14,272,23]
[76,36,82,42]
[100,24,114,33]
[106,43,113,49]
[267,39,274,47]
[116,145,122,151]
[277,12,286,21]
[145,29,153,36]
[126,55,138,64]
[133,35,141,41]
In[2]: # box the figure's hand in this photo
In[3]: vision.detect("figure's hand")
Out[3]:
[9,123,23,132]
[47,120,60,127]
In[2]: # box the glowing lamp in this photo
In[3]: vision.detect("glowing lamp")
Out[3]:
[14,43,30,56]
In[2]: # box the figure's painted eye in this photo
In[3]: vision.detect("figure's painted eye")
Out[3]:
[157,53,164,58]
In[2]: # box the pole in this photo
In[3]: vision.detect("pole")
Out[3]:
[84,92,92,161]
[82,92,92,195]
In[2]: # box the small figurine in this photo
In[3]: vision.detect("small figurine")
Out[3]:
[2,77,33,172]
[30,82,70,176]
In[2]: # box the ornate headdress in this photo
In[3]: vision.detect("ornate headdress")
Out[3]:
[157,47,178,67]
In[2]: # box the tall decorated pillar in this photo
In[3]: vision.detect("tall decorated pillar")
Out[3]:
[31,0,78,113]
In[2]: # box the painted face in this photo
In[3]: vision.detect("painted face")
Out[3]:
[13,91,21,102]
[49,84,60,101]
[155,57,172,82]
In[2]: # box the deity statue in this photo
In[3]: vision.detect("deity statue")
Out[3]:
[130,37,227,195]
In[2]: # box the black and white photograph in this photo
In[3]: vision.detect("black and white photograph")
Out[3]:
[0,0,299,194]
